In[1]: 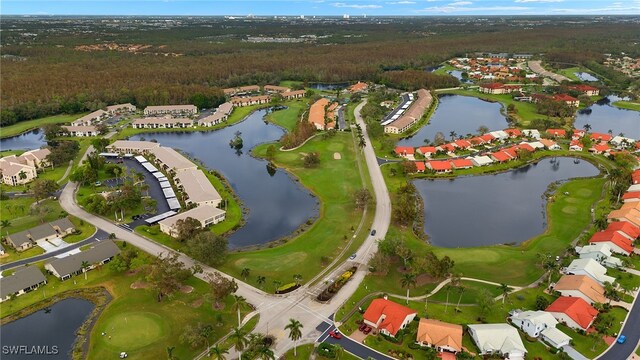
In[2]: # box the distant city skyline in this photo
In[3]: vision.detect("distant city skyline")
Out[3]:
[3,0,640,16]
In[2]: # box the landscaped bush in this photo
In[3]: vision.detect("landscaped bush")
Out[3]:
[275,282,300,294]
[317,266,358,301]
[317,342,336,358]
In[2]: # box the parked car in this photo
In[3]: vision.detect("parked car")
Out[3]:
[329,330,342,339]
[370,229,376,236]
[617,335,626,344]
[349,253,357,260]
[363,326,372,335]
[358,323,367,332]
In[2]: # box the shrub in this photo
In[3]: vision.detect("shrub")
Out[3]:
[275,282,300,294]
[317,342,336,359]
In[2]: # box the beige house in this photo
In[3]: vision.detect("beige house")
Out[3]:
[174,169,222,207]
[144,105,197,116]
[223,85,261,97]
[264,85,291,93]
[5,218,76,251]
[0,266,47,302]
[132,117,193,129]
[231,95,271,107]
[198,112,228,127]
[148,146,197,175]
[416,319,463,354]
[158,205,226,237]
[45,240,120,280]
[106,140,160,155]
[0,148,51,186]
[282,90,306,100]
[71,109,108,126]
[106,103,137,115]
[62,125,99,137]
[384,89,432,134]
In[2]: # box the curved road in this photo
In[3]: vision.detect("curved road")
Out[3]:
[56,99,392,359]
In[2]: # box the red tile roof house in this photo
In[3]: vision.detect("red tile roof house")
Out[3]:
[438,143,458,154]
[546,129,567,138]
[572,129,586,140]
[590,133,613,142]
[450,158,474,169]
[589,143,611,155]
[505,128,522,138]
[417,146,437,157]
[426,160,452,173]
[607,221,640,241]
[490,150,513,163]
[517,143,535,153]
[632,170,640,184]
[552,94,580,107]
[362,298,417,338]
[479,134,495,143]
[589,231,635,256]
[570,84,600,96]
[545,297,598,331]
[454,139,472,149]
[479,83,522,95]
[569,140,583,152]
[395,146,415,159]
[414,162,426,173]
[623,192,640,203]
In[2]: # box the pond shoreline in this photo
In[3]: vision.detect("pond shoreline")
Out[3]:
[1,287,112,360]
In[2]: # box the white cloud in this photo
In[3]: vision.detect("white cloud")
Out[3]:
[514,0,563,3]
[386,0,416,4]
[448,1,472,5]
[416,5,530,12]
[331,2,383,8]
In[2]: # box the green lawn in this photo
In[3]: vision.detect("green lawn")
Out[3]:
[0,242,251,360]
[266,100,308,131]
[612,101,640,111]
[428,280,503,304]
[219,132,371,291]
[555,67,598,82]
[0,113,84,139]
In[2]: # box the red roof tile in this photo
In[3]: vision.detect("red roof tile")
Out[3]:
[428,160,452,171]
[454,139,472,149]
[590,133,613,142]
[553,94,579,103]
[418,146,437,154]
[547,129,567,137]
[607,221,640,239]
[517,143,535,152]
[395,146,415,155]
[505,128,522,137]
[622,192,640,200]
[480,134,495,143]
[415,162,426,172]
[590,231,634,254]
[491,151,512,162]
[439,143,457,152]
[546,297,598,330]
[450,158,473,168]
[363,299,416,336]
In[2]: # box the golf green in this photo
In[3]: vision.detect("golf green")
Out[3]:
[99,312,167,350]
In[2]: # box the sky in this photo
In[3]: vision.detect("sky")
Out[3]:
[2,0,640,16]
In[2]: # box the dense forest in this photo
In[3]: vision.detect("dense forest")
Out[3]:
[1,16,639,125]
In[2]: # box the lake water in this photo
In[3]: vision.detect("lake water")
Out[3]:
[0,129,47,151]
[309,83,348,91]
[130,110,318,248]
[0,298,94,360]
[414,157,600,247]
[575,72,599,82]
[397,94,508,147]
[574,96,640,139]
[447,70,472,83]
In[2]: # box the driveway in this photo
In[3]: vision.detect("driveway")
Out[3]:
[528,60,571,83]
[318,324,394,360]
[597,291,640,360]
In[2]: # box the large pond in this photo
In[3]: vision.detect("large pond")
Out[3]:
[575,72,598,82]
[414,157,600,248]
[130,109,318,248]
[574,96,640,139]
[397,94,508,147]
[309,82,348,91]
[0,298,94,360]
[0,129,47,151]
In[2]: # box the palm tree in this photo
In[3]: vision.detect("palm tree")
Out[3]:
[256,275,266,289]
[18,170,27,180]
[232,295,247,327]
[285,318,304,357]
[241,268,250,281]
[401,273,417,304]
[334,344,345,360]
[273,280,282,293]
[449,131,457,141]
[583,123,592,132]
[208,344,228,360]
[293,274,303,286]
[255,346,275,360]
[0,219,11,228]
[81,261,90,280]
[544,259,558,287]
[446,274,461,314]
[498,283,512,305]
[166,346,175,360]
[229,327,247,360]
